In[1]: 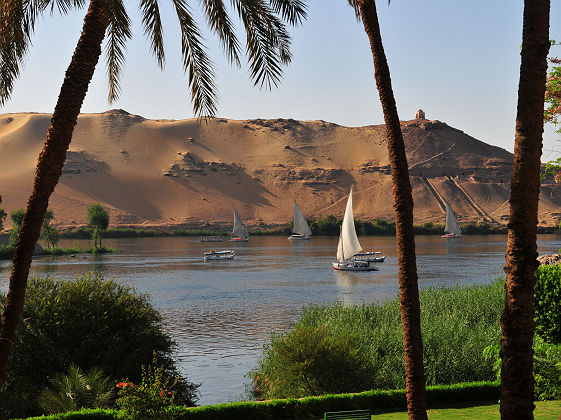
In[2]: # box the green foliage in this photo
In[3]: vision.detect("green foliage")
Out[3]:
[535,265,561,344]
[413,222,444,235]
[41,209,60,249]
[0,245,14,259]
[482,338,561,401]
[251,280,505,399]
[252,325,373,399]
[0,194,6,231]
[38,365,114,414]
[9,208,25,246]
[0,273,198,418]
[87,204,109,250]
[459,222,506,235]
[116,356,179,420]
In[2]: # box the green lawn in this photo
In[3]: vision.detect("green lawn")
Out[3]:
[369,400,560,419]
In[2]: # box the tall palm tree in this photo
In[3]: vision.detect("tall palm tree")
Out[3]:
[349,1,427,418]
[501,1,550,419]
[0,0,306,387]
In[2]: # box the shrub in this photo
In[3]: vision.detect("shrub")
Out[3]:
[0,273,198,418]
[38,365,114,414]
[535,265,561,344]
[116,355,179,420]
[251,280,504,399]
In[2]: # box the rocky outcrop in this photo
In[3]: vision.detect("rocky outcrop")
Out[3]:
[62,151,109,175]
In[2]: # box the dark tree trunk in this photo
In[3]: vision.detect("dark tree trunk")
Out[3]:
[501,1,550,419]
[0,0,109,387]
[357,1,427,418]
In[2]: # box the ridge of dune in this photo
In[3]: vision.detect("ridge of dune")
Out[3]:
[1,110,560,229]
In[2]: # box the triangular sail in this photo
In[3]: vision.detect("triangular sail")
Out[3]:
[336,187,362,262]
[232,209,249,239]
[292,200,312,237]
[444,202,462,235]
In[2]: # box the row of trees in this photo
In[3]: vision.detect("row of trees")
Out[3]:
[0,1,552,420]
[1,202,109,251]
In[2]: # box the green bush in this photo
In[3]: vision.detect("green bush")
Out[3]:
[0,273,198,418]
[251,280,504,399]
[535,265,561,344]
[0,244,14,259]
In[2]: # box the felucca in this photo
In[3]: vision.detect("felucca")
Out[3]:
[332,187,378,271]
[441,201,462,238]
[289,200,312,240]
[230,209,249,242]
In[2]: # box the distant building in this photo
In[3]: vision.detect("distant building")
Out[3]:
[415,109,426,120]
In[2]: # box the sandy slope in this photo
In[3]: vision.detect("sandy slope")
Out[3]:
[1,110,560,229]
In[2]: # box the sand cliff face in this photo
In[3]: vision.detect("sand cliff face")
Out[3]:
[0,109,560,229]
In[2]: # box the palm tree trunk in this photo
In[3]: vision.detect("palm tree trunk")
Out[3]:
[357,1,427,418]
[501,1,550,419]
[0,0,109,387]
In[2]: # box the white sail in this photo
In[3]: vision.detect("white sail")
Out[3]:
[292,200,312,237]
[336,187,363,262]
[232,209,249,239]
[444,201,462,235]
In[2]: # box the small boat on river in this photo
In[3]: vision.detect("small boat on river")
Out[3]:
[200,236,224,242]
[441,201,462,238]
[353,251,386,263]
[230,209,249,242]
[204,249,235,260]
[289,200,312,240]
[332,187,378,272]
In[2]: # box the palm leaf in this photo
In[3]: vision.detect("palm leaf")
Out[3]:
[268,0,307,26]
[105,0,131,102]
[200,0,241,66]
[139,0,165,68]
[172,0,217,117]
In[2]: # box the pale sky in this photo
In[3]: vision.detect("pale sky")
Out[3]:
[2,0,561,157]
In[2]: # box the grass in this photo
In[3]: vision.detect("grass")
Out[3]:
[367,400,561,420]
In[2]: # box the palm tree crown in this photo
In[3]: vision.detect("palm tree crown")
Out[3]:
[0,0,307,116]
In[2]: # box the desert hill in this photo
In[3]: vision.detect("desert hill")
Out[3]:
[1,109,560,229]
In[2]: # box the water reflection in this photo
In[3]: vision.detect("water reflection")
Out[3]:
[0,234,559,404]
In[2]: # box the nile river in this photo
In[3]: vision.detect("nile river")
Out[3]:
[0,234,559,404]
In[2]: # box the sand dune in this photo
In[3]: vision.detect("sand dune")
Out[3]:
[1,109,559,229]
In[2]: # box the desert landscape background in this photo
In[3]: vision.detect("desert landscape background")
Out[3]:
[1,109,560,230]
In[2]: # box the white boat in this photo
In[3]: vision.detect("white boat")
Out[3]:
[200,235,224,242]
[332,187,378,272]
[441,201,462,238]
[204,249,235,260]
[289,200,312,240]
[230,209,249,242]
[353,251,386,263]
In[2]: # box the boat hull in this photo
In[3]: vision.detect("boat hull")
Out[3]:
[353,252,385,262]
[200,236,224,242]
[441,234,462,238]
[229,237,248,242]
[288,234,310,240]
[332,261,379,271]
[204,250,235,260]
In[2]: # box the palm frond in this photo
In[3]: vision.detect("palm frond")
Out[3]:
[139,0,165,68]
[232,0,293,90]
[347,0,361,21]
[268,0,307,26]
[199,0,241,66]
[48,0,86,15]
[0,0,37,106]
[105,0,131,102]
[172,0,217,117]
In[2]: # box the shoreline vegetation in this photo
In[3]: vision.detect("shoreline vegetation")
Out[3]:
[54,218,556,240]
[0,245,120,260]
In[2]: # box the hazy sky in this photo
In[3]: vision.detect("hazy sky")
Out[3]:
[2,0,561,157]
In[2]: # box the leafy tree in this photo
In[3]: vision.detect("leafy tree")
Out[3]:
[40,209,59,249]
[0,0,306,388]
[500,2,551,419]
[87,203,109,250]
[37,365,113,414]
[8,209,24,247]
[0,273,198,418]
[350,1,427,417]
[0,195,6,232]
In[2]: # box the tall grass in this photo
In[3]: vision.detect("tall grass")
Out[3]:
[251,280,505,399]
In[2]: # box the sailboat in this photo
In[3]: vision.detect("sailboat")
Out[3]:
[441,201,462,238]
[230,209,249,242]
[332,187,378,271]
[288,200,312,240]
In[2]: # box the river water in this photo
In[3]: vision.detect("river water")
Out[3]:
[0,234,559,404]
